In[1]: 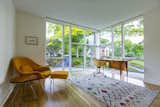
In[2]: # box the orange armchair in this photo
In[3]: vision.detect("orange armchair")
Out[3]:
[12,57,51,79]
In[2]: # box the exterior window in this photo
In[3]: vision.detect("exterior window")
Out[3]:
[124,17,144,73]
[99,28,112,58]
[113,25,122,58]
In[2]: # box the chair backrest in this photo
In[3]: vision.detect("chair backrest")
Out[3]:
[12,57,39,74]
[93,59,106,67]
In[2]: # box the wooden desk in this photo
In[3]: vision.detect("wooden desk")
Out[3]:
[98,59,128,79]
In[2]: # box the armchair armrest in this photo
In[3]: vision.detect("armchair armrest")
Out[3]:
[33,66,50,71]
[19,64,42,76]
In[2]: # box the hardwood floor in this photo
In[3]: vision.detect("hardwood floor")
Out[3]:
[144,82,160,107]
[4,79,105,107]
[4,72,160,107]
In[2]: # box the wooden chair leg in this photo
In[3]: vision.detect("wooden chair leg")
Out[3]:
[10,85,20,107]
[39,80,43,90]
[30,84,38,99]
[39,79,44,91]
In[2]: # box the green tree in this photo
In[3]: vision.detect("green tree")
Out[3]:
[124,40,134,57]
[100,39,109,45]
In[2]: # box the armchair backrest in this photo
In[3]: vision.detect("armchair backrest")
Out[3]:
[12,57,40,74]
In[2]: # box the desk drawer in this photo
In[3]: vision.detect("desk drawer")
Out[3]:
[109,61,127,71]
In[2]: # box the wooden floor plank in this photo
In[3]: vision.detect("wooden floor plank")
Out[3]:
[3,73,160,107]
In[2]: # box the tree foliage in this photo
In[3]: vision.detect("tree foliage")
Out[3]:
[113,18,144,58]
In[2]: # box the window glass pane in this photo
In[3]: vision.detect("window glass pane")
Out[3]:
[86,46,96,67]
[46,22,62,57]
[64,26,69,55]
[71,26,84,43]
[46,22,63,68]
[124,17,144,58]
[71,26,84,71]
[99,28,112,58]
[85,30,96,70]
[63,26,70,68]
[124,17,144,73]
[113,25,122,58]
[85,30,95,45]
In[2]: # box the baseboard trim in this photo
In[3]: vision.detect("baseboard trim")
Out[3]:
[144,79,160,86]
[0,86,14,107]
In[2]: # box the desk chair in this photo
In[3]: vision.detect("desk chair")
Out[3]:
[93,59,106,73]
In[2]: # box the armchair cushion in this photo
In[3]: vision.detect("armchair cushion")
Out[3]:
[50,71,68,79]
[20,64,40,75]
[37,70,51,78]
[33,66,50,71]
[20,64,33,73]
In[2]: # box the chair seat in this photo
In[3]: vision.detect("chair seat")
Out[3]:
[50,71,68,79]
[37,70,51,78]
[10,75,40,83]
[33,66,50,71]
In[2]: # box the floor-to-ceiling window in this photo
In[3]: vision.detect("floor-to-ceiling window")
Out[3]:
[46,16,144,74]
[99,16,144,74]
[71,26,85,71]
[46,22,64,70]
[124,17,144,73]
[45,20,96,71]
[63,25,70,68]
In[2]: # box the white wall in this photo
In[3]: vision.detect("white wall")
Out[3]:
[16,11,46,65]
[0,0,16,105]
[144,6,160,85]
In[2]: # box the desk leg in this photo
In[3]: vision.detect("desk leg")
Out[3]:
[120,62,123,80]
[126,62,128,78]
[120,69,122,80]
[126,70,128,82]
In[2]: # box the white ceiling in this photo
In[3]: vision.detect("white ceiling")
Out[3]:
[13,0,159,30]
